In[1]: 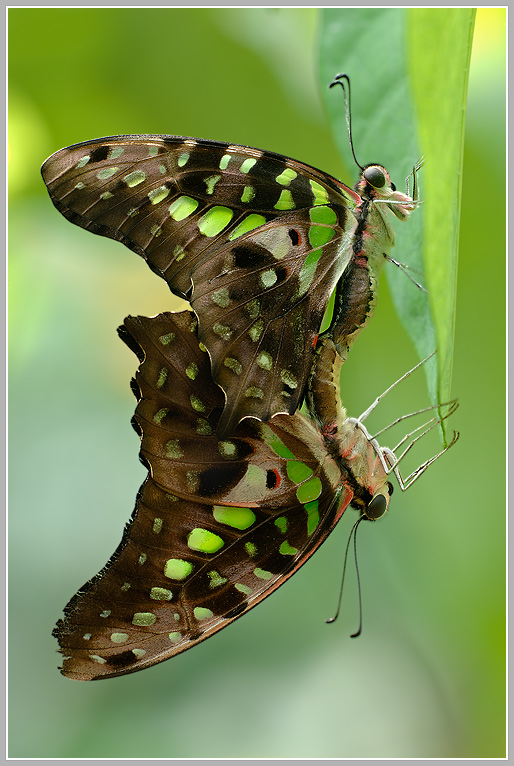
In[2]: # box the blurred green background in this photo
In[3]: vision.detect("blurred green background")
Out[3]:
[8,8,505,758]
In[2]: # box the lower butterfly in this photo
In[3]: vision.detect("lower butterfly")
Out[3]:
[53,310,458,680]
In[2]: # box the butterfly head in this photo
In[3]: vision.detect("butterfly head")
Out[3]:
[355,163,419,222]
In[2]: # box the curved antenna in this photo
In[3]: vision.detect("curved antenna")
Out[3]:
[325,515,366,638]
[329,73,364,172]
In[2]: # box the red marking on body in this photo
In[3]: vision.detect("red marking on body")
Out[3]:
[311,333,319,348]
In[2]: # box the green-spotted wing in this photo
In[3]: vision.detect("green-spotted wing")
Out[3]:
[53,310,458,681]
[41,136,418,437]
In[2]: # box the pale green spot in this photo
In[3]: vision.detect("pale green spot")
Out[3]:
[207,570,228,588]
[159,164,166,174]
[152,518,163,534]
[150,224,162,237]
[186,362,198,380]
[169,631,182,643]
[204,174,222,195]
[76,155,90,168]
[213,505,256,530]
[194,607,214,621]
[189,318,198,333]
[279,540,298,556]
[224,357,242,375]
[310,204,337,224]
[100,191,114,200]
[153,408,168,424]
[173,244,186,261]
[127,207,139,218]
[178,152,189,167]
[211,288,230,308]
[196,418,212,435]
[240,186,256,204]
[245,386,264,399]
[218,441,237,458]
[248,321,264,342]
[309,224,334,248]
[229,213,265,240]
[74,181,85,190]
[235,583,252,595]
[287,460,313,483]
[187,471,199,491]
[157,367,168,388]
[120,582,131,592]
[254,568,273,580]
[138,554,147,565]
[240,157,257,173]
[305,500,320,535]
[257,351,273,370]
[190,395,206,412]
[245,541,257,557]
[97,167,118,180]
[164,438,182,458]
[173,613,180,621]
[297,248,323,296]
[109,145,124,157]
[132,612,156,626]
[310,180,329,204]
[187,528,225,553]
[245,299,260,319]
[213,322,232,340]
[110,632,129,644]
[148,146,159,157]
[150,587,172,601]
[274,516,288,534]
[274,189,295,210]
[280,370,298,388]
[124,170,146,187]
[132,649,146,659]
[99,610,111,618]
[169,195,199,221]
[296,476,323,504]
[262,427,295,459]
[148,185,170,204]
[159,332,174,345]
[276,168,297,186]
[83,633,91,640]
[166,493,178,502]
[164,558,193,580]
[219,154,231,170]
[90,654,106,664]
[198,206,234,237]
[260,269,277,289]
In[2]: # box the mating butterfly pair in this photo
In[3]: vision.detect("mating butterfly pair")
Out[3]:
[42,82,456,679]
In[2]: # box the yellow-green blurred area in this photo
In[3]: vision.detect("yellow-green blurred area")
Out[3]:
[8,7,505,758]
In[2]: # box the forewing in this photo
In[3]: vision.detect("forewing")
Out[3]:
[41,136,358,434]
[53,311,351,680]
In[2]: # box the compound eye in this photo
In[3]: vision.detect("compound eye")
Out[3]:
[365,493,388,521]
[363,165,386,189]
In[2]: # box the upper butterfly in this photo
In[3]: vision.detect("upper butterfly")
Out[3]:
[41,122,419,438]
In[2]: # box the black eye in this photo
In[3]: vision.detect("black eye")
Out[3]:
[390,182,396,191]
[363,166,386,189]
[387,481,394,496]
[365,493,387,521]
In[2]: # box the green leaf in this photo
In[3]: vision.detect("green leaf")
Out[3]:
[318,8,475,439]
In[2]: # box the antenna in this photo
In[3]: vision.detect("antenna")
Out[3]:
[329,73,364,172]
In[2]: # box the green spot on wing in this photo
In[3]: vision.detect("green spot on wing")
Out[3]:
[304,500,320,535]
[309,205,337,224]
[229,213,266,240]
[274,189,295,210]
[194,607,214,621]
[164,559,194,580]
[198,206,234,237]
[187,527,225,553]
[297,477,323,504]
[169,195,198,221]
[213,505,256,530]
[287,460,314,483]
[279,540,298,556]
[254,568,273,580]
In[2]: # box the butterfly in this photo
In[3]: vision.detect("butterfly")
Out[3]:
[53,309,458,680]
[41,93,420,438]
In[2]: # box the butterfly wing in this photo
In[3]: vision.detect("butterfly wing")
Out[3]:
[53,311,353,680]
[41,136,360,436]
